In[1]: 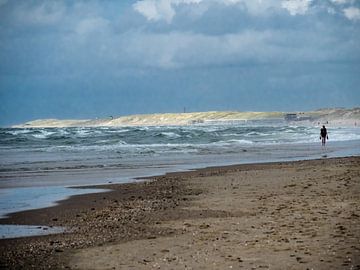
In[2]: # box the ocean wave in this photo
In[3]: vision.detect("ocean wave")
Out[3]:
[6,129,33,136]
[2,125,360,155]
[155,132,182,139]
[1,125,360,181]
[31,130,57,139]
[37,139,259,154]
[211,139,254,146]
[329,133,360,142]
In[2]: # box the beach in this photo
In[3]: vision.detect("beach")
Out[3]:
[2,0,360,268]
[0,156,359,269]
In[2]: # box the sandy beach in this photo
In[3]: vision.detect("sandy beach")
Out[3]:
[0,157,359,269]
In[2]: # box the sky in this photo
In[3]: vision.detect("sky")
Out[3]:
[0,0,359,126]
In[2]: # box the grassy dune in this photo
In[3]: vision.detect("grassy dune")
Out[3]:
[12,108,360,128]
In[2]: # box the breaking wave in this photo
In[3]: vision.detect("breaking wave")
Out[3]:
[1,124,360,176]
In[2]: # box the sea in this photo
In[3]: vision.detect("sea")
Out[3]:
[1,122,360,238]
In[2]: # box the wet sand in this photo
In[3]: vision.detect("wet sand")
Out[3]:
[1,157,359,269]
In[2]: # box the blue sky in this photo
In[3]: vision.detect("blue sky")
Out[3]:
[0,0,359,126]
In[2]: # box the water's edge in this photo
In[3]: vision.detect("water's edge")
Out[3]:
[1,154,359,239]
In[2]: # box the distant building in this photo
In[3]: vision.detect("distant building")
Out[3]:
[188,119,204,124]
[284,113,313,122]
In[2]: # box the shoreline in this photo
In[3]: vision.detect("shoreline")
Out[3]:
[1,138,360,218]
[1,156,360,269]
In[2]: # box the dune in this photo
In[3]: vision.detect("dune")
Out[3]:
[12,108,360,128]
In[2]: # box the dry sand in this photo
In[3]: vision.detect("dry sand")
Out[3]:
[1,157,359,269]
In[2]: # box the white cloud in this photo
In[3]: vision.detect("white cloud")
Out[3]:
[133,0,360,22]
[343,6,360,20]
[133,0,202,23]
[330,0,351,4]
[2,0,359,78]
[133,0,175,23]
[135,0,354,22]
[133,0,283,23]
[281,0,312,15]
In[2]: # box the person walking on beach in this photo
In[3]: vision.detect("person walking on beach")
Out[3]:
[320,125,328,146]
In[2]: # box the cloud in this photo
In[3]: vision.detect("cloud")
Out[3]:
[117,26,357,69]
[75,17,110,36]
[14,1,66,25]
[0,0,359,124]
[133,0,175,23]
[227,0,282,16]
[281,0,312,15]
[1,0,359,74]
[133,0,202,23]
[133,0,285,23]
[330,0,353,4]
[133,0,338,24]
[343,6,360,20]
[0,0,8,8]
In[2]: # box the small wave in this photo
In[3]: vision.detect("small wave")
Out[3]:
[73,129,92,137]
[2,126,360,158]
[329,133,360,142]
[31,134,48,139]
[6,129,33,136]
[221,133,242,137]
[157,132,181,139]
[31,130,56,139]
[108,129,130,133]
[211,139,254,146]
[44,140,129,152]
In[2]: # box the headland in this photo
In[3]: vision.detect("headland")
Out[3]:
[12,107,360,128]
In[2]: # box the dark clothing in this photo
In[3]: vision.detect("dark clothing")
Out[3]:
[320,127,327,138]
[320,126,328,146]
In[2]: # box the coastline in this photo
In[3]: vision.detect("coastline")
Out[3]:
[1,156,360,269]
[11,108,360,128]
